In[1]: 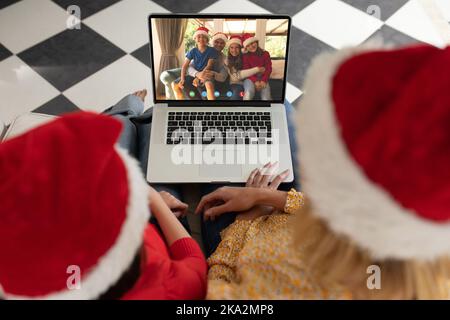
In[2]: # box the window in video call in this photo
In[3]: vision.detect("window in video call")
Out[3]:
[151,16,289,102]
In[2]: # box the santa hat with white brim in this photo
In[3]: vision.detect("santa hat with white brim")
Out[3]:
[193,27,209,40]
[227,35,242,48]
[210,32,228,46]
[0,112,150,299]
[297,43,450,261]
[242,36,259,48]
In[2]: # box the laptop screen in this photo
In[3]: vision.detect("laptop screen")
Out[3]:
[149,15,290,104]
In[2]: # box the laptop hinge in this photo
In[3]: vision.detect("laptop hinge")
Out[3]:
[166,101,272,107]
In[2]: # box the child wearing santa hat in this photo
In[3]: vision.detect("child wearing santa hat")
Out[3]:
[241,33,273,101]
[172,26,218,100]
[0,112,207,299]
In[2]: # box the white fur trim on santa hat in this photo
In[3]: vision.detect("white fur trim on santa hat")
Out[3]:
[193,29,209,40]
[211,32,228,45]
[3,147,150,299]
[297,42,450,262]
[243,36,258,48]
[227,37,242,47]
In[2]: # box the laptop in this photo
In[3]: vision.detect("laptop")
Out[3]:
[147,14,294,183]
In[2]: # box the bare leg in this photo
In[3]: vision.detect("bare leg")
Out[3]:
[172,82,185,100]
[133,89,147,102]
[205,81,215,100]
[192,78,200,88]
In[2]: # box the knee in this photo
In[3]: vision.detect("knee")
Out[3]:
[245,82,255,93]
[232,87,243,99]
[160,71,173,85]
[112,115,137,148]
[244,87,255,99]
[126,95,144,115]
[205,81,214,89]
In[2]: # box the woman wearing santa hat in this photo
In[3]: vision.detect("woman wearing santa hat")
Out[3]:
[224,35,267,100]
[241,33,273,101]
[200,43,450,299]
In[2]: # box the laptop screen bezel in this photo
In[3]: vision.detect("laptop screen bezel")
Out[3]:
[148,13,292,106]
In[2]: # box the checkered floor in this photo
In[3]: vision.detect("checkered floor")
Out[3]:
[1,0,449,125]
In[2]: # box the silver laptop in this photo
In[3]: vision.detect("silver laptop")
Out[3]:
[147,14,294,183]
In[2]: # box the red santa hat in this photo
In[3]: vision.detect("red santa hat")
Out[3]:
[210,32,228,45]
[193,26,209,40]
[297,43,450,261]
[227,35,242,48]
[241,33,258,53]
[0,112,150,299]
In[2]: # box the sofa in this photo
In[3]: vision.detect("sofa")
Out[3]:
[159,59,285,101]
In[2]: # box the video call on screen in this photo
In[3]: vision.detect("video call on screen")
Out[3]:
[151,17,288,102]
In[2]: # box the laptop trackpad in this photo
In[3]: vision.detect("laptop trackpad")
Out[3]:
[199,164,242,179]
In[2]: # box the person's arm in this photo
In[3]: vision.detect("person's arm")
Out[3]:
[261,52,272,83]
[207,219,253,283]
[227,65,240,83]
[242,54,258,83]
[214,65,228,82]
[122,223,207,300]
[164,236,208,299]
[155,187,208,299]
[187,60,199,78]
[125,188,207,300]
[195,187,289,218]
[237,67,263,80]
[149,187,190,246]
[254,188,288,211]
[204,58,215,71]
[178,58,191,88]
[213,55,227,82]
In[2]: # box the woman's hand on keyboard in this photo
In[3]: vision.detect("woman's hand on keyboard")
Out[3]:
[195,162,290,220]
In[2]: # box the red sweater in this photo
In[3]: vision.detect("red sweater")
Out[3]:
[242,50,272,83]
[121,224,207,300]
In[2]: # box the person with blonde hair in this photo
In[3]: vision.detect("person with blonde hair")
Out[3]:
[197,43,450,299]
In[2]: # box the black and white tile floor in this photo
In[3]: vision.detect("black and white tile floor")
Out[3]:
[1,0,449,124]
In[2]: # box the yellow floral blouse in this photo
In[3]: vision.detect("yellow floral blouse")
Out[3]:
[207,190,351,300]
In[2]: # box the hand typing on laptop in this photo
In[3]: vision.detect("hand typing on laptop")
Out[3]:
[195,162,290,221]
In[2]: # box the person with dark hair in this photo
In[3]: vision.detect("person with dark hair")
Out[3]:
[224,35,265,100]
[0,97,207,300]
[186,32,230,100]
[173,27,218,101]
[241,33,272,101]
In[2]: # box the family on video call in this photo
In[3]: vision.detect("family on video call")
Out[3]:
[154,18,287,101]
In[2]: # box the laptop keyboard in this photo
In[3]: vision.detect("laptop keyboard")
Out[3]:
[166,111,273,145]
